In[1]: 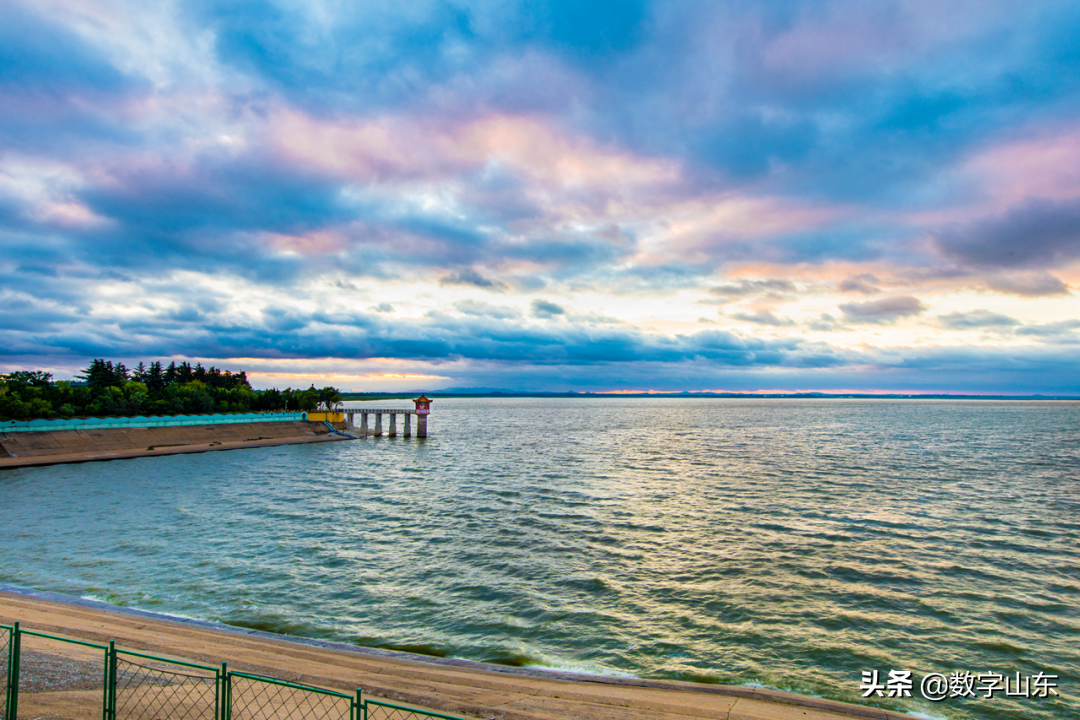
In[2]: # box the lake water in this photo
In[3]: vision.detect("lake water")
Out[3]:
[1,399,1077,719]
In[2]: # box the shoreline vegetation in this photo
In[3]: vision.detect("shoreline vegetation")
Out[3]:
[0,359,343,422]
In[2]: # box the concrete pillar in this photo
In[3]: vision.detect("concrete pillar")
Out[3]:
[417,415,428,438]
[403,413,411,437]
[346,412,354,429]
[360,413,368,436]
[374,412,383,436]
[389,413,397,437]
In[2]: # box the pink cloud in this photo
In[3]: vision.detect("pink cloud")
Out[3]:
[647,195,843,264]
[760,12,909,79]
[755,0,1000,83]
[873,125,1080,236]
[262,229,347,255]
[964,127,1080,206]
[268,109,678,192]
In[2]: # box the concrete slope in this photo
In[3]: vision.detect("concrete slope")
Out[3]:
[0,420,347,468]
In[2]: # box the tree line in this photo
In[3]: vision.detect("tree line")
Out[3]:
[0,360,342,421]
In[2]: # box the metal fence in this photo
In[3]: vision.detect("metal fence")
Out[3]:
[1,622,470,720]
[1,412,308,434]
[2,624,12,720]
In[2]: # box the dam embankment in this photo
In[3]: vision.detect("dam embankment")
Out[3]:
[0,419,347,468]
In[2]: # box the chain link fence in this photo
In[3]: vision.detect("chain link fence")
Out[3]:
[228,673,354,720]
[16,628,109,720]
[364,700,469,720]
[2,623,470,720]
[113,651,219,720]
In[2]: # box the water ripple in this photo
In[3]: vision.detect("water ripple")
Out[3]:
[1,398,1077,720]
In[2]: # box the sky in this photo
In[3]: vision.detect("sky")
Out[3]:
[2,0,1080,393]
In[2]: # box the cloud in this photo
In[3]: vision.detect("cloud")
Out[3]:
[0,6,125,90]
[839,296,925,324]
[439,269,508,291]
[934,198,1080,269]
[938,310,1020,330]
[730,310,795,327]
[806,313,843,332]
[3,2,1080,392]
[1015,320,1080,342]
[166,305,205,323]
[983,271,1070,297]
[709,279,797,296]
[454,300,521,319]
[530,299,566,319]
[6,271,1080,393]
[838,273,880,294]
[0,280,842,370]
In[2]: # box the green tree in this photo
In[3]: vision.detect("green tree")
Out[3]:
[146,361,165,391]
[79,360,125,389]
[123,381,149,398]
[297,388,319,412]
[132,362,148,383]
[317,386,342,411]
[0,360,339,421]
[5,370,53,389]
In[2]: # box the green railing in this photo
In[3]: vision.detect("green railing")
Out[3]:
[2,624,12,720]
[1,622,469,720]
[0,412,308,434]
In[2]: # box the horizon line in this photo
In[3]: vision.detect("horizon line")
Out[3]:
[338,390,1080,399]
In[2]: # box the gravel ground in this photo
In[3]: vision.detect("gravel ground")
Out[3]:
[16,651,104,693]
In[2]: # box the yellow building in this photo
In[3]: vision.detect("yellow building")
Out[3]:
[306,412,344,423]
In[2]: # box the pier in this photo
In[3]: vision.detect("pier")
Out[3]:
[345,409,421,437]
[345,395,431,438]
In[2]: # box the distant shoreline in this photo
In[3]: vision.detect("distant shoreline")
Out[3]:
[345,391,1080,400]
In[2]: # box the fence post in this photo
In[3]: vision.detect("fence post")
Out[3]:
[7,622,19,720]
[2,624,8,720]
[106,640,117,720]
[221,662,230,720]
[216,662,226,720]
[353,688,363,720]
[101,640,109,720]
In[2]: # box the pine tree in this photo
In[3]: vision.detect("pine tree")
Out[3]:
[79,359,119,388]
[147,362,165,391]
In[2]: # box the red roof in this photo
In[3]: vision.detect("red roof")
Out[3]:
[413,395,432,403]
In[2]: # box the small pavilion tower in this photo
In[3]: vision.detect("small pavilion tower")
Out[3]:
[413,394,432,438]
